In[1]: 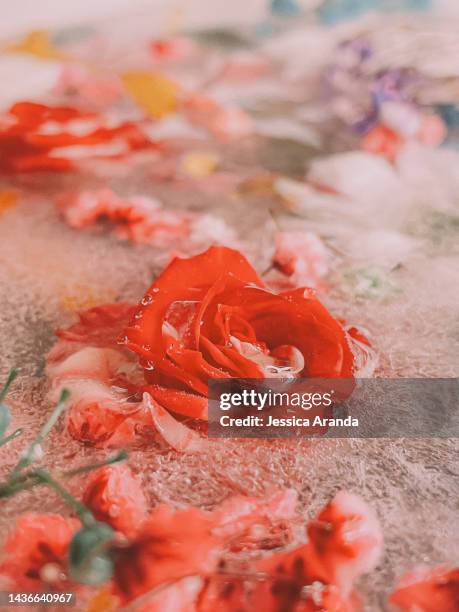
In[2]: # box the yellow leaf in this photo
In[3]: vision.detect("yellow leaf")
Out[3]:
[60,286,116,312]
[181,151,220,178]
[122,71,179,119]
[6,30,67,60]
[85,586,119,612]
[0,190,18,216]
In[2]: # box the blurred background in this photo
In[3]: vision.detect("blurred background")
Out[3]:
[2,0,459,38]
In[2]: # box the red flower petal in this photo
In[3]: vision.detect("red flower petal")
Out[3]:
[0,101,153,174]
[83,464,148,537]
[125,246,262,354]
[143,384,208,419]
[361,124,403,162]
[250,491,381,609]
[0,513,80,591]
[390,566,459,612]
[143,392,205,453]
[113,504,221,603]
[56,303,136,349]
[124,247,263,391]
[66,386,155,448]
[306,491,383,595]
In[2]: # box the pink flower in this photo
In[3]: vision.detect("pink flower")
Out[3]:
[273,231,329,289]
[54,64,122,108]
[58,189,190,245]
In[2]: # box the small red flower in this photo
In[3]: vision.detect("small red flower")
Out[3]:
[82,464,148,538]
[113,505,222,604]
[306,491,383,594]
[361,124,403,162]
[210,488,297,551]
[249,492,382,610]
[0,513,80,591]
[57,189,190,245]
[0,101,152,174]
[272,231,329,289]
[390,566,459,612]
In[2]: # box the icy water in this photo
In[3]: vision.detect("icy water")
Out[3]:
[1,148,458,610]
[1,9,459,612]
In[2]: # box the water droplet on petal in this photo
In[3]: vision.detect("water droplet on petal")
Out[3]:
[141,295,153,306]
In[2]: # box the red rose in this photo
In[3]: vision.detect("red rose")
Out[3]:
[124,246,357,416]
[47,247,364,450]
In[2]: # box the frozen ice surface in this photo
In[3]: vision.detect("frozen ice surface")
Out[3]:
[0,10,458,612]
[1,151,458,610]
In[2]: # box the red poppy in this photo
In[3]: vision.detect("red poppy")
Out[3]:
[111,488,300,607]
[305,491,383,595]
[390,566,459,612]
[248,492,382,611]
[82,464,148,538]
[0,101,152,173]
[113,505,222,604]
[0,513,80,591]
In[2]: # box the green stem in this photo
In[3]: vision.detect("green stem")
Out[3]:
[0,475,36,497]
[10,389,70,478]
[33,468,94,526]
[65,450,128,477]
[0,450,128,499]
[34,389,70,444]
[0,368,18,403]
[0,428,23,448]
